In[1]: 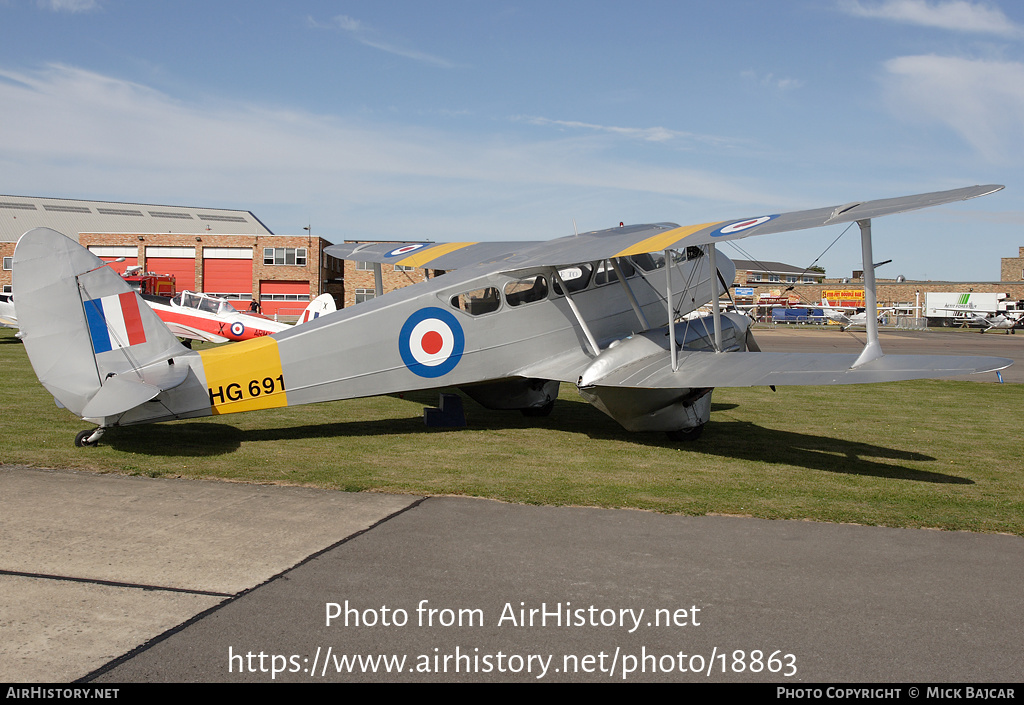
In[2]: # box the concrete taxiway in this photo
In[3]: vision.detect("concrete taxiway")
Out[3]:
[2,466,1022,683]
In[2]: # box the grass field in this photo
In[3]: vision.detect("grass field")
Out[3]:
[1,327,1021,535]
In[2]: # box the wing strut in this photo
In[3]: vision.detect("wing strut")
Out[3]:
[553,269,601,357]
[852,218,883,368]
[610,257,650,330]
[708,243,723,353]
[666,249,678,371]
[372,263,384,298]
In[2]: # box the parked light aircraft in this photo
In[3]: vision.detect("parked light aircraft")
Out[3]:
[819,298,891,332]
[960,312,1022,334]
[0,292,16,328]
[12,185,1012,447]
[146,290,336,344]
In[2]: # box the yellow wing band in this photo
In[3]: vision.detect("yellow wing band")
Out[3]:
[198,337,288,415]
[396,242,478,268]
[613,222,723,258]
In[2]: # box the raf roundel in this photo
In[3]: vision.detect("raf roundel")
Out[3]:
[711,215,778,237]
[399,307,465,378]
[230,321,245,337]
[386,243,429,258]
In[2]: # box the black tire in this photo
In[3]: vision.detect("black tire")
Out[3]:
[520,400,555,418]
[74,430,96,447]
[666,425,704,442]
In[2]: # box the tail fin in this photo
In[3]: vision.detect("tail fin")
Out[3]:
[14,228,190,419]
[298,293,337,324]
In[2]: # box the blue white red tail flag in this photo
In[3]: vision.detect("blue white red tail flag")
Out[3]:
[84,292,148,353]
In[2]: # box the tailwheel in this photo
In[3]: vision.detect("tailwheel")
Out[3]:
[666,424,704,442]
[74,428,105,447]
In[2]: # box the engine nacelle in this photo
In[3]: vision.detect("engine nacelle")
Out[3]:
[576,313,754,435]
[461,378,560,413]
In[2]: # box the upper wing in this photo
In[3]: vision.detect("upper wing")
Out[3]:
[324,240,534,272]
[324,185,1002,272]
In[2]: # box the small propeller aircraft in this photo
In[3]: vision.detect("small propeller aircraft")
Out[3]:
[145,290,336,344]
[820,298,892,332]
[0,292,17,329]
[960,311,1022,334]
[12,184,1012,447]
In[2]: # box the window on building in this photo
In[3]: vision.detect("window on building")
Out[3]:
[751,274,762,282]
[355,261,373,271]
[259,292,311,302]
[803,276,816,284]
[2,285,11,293]
[395,264,415,272]
[262,247,307,266]
[785,275,797,283]
[2,257,11,271]
[354,289,375,304]
[769,274,780,282]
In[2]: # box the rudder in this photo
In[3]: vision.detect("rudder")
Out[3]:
[14,228,189,419]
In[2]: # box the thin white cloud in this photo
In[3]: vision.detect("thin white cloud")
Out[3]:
[0,64,782,232]
[882,54,1024,162]
[741,71,805,91]
[307,14,460,69]
[37,0,99,12]
[840,0,1023,37]
[515,116,744,149]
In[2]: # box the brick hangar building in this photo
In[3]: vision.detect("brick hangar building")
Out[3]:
[0,196,344,318]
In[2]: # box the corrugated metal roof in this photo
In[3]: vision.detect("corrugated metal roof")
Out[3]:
[731,259,820,276]
[0,196,275,243]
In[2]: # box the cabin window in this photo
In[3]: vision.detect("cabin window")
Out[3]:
[450,287,500,315]
[504,275,548,307]
[630,253,664,271]
[553,264,593,295]
[594,259,635,286]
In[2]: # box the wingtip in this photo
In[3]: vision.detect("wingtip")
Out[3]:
[976,184,1005,198]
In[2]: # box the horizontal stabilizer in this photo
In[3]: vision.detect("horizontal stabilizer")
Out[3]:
[82,375,161,418]
[584,350,1013,389]
[81,358,190,418]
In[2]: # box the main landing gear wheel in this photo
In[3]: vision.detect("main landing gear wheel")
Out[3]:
[74,430,97,447]
[520,400,555,417]
[666,424,704,442]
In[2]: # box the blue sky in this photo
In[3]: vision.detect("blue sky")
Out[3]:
[2,0,1023,280]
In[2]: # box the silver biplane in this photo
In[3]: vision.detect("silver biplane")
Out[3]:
[12,185,1012,447]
